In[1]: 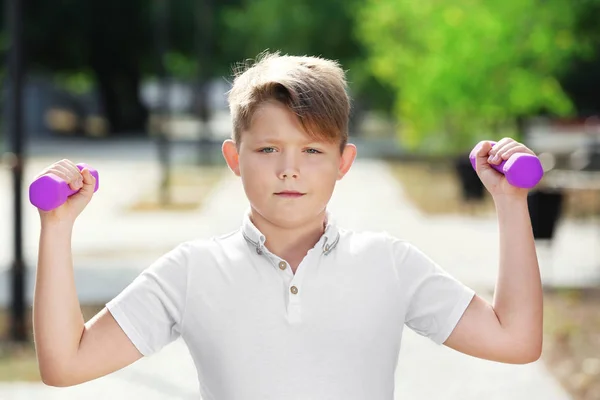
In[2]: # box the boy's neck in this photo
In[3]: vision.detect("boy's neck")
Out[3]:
[249,209,327,271]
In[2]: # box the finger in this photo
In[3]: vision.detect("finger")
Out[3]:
[33,163,69,182]
[474,141,494,172]
[78,168,96,197]
[488,138,518,165]
[45,166,69,182]
[60,159,84,182]
[54,163,79,183]
[488,137,514,156]
[498,144,531,161]
[490,142,521,164]
[54,164,82,191]
[81,168,95,186]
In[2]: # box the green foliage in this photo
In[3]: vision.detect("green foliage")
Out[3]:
[558,0,600,114]
[220,0,393,111]
[53,70,94,94]
[165,52,198,80]
[222,0,357,62]
[0,0,597,138]
[356,0,588,154]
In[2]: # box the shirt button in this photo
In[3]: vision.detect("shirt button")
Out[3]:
[290,286,298,295]
[278,261,287,270]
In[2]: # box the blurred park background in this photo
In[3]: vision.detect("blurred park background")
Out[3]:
[1,0,600,399]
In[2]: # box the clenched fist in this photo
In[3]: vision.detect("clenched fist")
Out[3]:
[34,159,97,224]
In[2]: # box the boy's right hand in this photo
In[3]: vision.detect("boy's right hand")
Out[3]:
[35,159,97,224]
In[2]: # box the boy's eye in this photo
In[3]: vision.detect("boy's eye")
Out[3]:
[258,147,276,153]
[305,148,322,154]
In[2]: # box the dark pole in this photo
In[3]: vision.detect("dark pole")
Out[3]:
[7,0,27,341]
[196,0,213,165]
[155,0,171,205]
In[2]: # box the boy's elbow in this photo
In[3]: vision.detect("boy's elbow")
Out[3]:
[41,371,69,387]
[41,371,70,387]
[520,346,542,364]
[510,341,543,364]
[42,377,71,388]
[39,362,79,387]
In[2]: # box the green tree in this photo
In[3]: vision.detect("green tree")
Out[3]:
[559,0,600,116]
[221,0,395,119]
[356,0,588,154]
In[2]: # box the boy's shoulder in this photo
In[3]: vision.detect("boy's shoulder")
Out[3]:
[338,227,411,254]
[175,228,248,257]
[339,226,390,241]
[183,228,242,249]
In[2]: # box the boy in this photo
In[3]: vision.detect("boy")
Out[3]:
[32,52,543,399]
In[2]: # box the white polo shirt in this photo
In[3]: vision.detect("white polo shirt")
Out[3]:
[106,211,475,399]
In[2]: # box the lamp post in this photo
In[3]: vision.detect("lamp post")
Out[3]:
[196,0,213,165]
[7,0,27,342]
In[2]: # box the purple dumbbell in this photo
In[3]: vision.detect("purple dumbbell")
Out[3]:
[29,163,99,211]
[469,141,544,189]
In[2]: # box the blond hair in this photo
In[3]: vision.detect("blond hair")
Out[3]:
[227,51,350,151]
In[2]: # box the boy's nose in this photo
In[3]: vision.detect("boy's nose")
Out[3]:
[278,155,300,179]
[279,167,299,179]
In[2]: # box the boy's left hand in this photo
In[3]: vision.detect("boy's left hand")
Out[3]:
[473,137,537,200]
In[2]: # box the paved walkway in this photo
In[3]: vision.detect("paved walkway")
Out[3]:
[0,141,588,398]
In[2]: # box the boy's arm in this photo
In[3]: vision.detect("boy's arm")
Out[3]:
[444,148,543,363]
[34,219,142,387]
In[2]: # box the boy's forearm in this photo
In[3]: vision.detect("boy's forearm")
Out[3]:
[33,220,85,378]
[492,195,543,351]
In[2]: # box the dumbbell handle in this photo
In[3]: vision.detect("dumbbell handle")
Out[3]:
[29,163,99,211]
[469,141,543,189]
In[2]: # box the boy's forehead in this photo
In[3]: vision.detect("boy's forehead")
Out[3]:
[244,122,328,145]
[242,124,337,144]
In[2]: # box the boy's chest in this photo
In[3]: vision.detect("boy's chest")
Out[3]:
[181,253,406,365]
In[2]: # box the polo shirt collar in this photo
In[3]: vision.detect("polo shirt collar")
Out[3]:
[241,209,340,256]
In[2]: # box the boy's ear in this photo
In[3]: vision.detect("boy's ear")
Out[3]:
[222,139,241,176]
[337,143,357,180]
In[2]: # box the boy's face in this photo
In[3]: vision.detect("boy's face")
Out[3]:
[222,101,356,229]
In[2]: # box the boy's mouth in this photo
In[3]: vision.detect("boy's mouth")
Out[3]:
[274,191,305,198]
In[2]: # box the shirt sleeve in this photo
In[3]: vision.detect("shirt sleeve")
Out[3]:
[105,242,191,356]
[393,239,476,345]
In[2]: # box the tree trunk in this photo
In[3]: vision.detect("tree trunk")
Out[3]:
[91,62,148,135]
